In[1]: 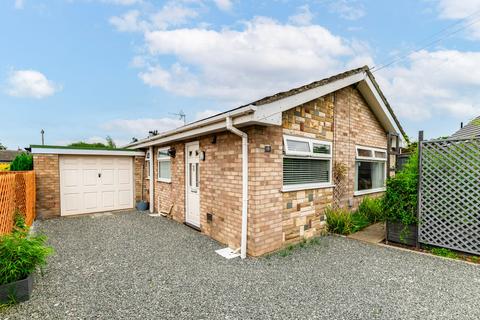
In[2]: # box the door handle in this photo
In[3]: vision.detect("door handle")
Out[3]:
[98,173,102,178]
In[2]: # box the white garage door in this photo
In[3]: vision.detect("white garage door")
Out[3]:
[60,156,134,216]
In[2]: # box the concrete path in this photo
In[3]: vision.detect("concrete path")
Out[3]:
[349,222,386,244]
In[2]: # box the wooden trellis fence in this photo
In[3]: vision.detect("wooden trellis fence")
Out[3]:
[0,171,36,234]
[418,137,480,255]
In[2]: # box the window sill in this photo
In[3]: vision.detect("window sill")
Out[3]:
[281,183,335,193]
[354,187,386,196]
[157,178,172,184]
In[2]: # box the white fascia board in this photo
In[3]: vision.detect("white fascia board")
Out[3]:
[251,72,366,125]
[31,148,145,156]
[358,77,402,139]
[127,105,257,149]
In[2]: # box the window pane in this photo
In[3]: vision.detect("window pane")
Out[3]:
[195,163,199,187]
[283,158,330,185]
[374,151,387,159]
[357,148,372,157]
[286,139,310,152]
[159,160,171,180]
[189,163,193,187]
[313,143,330,155]
[158,149,169,158]
[355,161,385,191]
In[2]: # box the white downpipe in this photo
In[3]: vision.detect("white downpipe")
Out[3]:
[149,146,154,213]
[226,117,248,259]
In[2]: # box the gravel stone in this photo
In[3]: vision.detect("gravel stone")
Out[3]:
[2,211,480,319]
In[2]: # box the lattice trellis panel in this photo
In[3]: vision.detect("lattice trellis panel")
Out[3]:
[419,138,480,255]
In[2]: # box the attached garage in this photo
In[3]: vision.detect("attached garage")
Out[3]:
[31,146,145,219]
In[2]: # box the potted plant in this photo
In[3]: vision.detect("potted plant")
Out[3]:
[0,214,53,304]
[383,151,418,246]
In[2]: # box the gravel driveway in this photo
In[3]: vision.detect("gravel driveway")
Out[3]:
[2,211,480,320]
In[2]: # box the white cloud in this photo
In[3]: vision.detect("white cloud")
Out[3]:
[213,0,232,11]
[377,50,480,121]
[195,109,220,120]
[109,10,146,32]
[436,0,480,39]
[110,2,199,32]
[437,0,480,19]
[5,70,61,99]
[329,0,365,21]
[139,17,369,102]
[102,117,185,136]
[14,0,24,9]
[150,3,199,30]
[288,5,314,26]
[102,0,141,5]
[102,110,222,141]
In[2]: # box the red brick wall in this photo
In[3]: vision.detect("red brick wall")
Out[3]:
[333,86,388,208]
[145,86,393,256]
[33,154,60,219]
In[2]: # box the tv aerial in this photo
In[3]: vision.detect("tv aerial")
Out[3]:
[170,110,187,125]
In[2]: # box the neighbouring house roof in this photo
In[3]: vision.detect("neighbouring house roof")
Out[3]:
[30,145,145,156]
[0,150,22,162]
[450,117,480,139]
[127,66,407,149]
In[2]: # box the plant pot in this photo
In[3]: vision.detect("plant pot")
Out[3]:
[136,200,149,211]
[387,221,417,246]
[0,274,33,304]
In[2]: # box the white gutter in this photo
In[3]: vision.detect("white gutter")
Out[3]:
[149,146,154,213]
[226,117,248,259]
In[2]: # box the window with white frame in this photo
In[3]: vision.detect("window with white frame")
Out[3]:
[145,150,151,179]
[283,135,332,190]
[355,146,387,194]
[157,148,171,182]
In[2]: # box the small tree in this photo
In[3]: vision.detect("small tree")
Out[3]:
[0,142,6,150]
[10,153,33,171]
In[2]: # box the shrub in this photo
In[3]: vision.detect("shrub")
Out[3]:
[0,163,9,171]
[357,197,384,223]
[325,206,353,235]
[383,151,418,226]
[0,214,53,285]
[9,153,33,171]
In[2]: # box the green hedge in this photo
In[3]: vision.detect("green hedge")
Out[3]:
[383,151,418,226]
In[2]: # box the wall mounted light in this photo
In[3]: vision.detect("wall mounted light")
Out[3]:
[200,151,206,161]
[168,147,176,158]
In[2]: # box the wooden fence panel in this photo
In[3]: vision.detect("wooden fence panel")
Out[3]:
[0,171,36,234]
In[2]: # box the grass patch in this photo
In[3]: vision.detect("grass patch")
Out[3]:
[429,247,459,259]
[276,237,322,257]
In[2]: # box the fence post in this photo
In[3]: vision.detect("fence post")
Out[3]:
[416,130,424,249]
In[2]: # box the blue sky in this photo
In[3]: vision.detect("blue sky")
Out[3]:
[1,0,480,149]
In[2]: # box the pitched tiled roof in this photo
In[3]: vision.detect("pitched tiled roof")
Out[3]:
[451,116,480,139]
[0,150,21,162]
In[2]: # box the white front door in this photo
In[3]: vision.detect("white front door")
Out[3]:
[59,156,134,216]
[185,142,200,227]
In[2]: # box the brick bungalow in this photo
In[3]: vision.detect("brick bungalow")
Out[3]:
[126,66,407,258]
